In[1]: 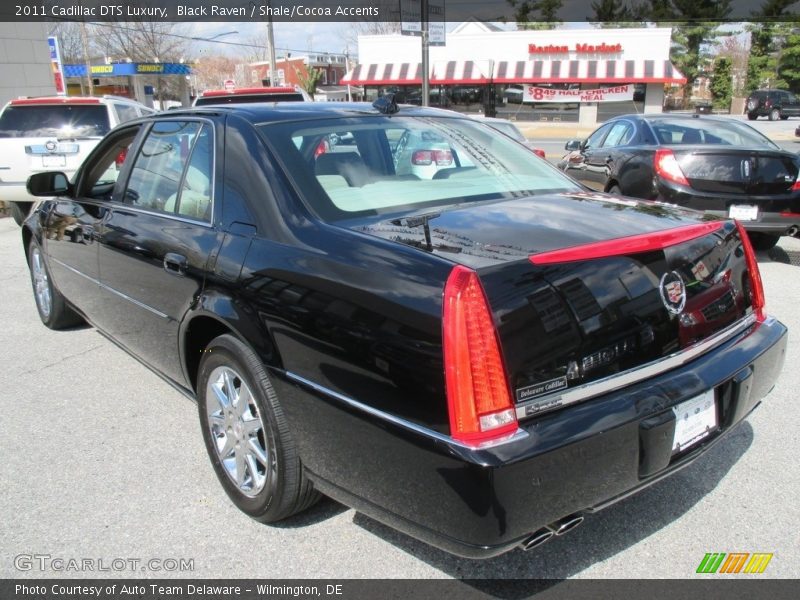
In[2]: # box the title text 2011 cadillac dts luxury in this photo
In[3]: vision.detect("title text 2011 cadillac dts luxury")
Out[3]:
[21,102,787,558]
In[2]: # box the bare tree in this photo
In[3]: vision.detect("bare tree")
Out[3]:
[192,55,242,91]
[48,21,87,64]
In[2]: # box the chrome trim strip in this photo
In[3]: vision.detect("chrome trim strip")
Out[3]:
[515,313,758,420]
[49,257,170,320]
[106,203,214,229]
[284,372,529,451]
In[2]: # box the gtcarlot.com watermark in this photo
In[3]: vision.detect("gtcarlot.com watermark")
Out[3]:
[14,554,194,573]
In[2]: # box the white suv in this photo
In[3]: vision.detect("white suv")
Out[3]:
[0,95,156,224]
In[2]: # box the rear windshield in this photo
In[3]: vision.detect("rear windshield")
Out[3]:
[259,114,581,222]
[649,118,779,148]
[194,93,304,106]
[0,104,109,138]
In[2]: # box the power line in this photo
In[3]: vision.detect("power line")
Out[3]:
[82,21,348,57]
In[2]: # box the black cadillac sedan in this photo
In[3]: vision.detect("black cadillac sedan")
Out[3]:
[21,102,786,558]
[560,114,800,250]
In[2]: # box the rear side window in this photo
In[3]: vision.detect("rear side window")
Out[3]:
[0,104,110,138]
[123,121,211,219]
[602,122,634,147]
[113,103,140,124]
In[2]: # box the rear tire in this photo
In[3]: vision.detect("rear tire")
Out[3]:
[197,334,319,523]
[748,232,780,251]
[28,240,82,329]
[608,185,622,196]
[769,108,780,121]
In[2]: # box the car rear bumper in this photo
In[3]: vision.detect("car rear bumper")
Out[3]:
[274,315,787,558]
[657,184,800,235]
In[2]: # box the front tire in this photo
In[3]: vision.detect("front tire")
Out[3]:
[769,108,780,121]
[28,240,82,329]
[747,112,758,121]
[197,334,319,523]
[748,232,780,251]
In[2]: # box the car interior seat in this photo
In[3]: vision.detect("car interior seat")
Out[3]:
[315,152,370,187]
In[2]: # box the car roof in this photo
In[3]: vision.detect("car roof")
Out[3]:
[7,95,144,106]
[152,102,461,123]
[607,113,744,125]
[198,86,303,97]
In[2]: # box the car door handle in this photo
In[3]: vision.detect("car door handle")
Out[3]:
[163,253,187,276]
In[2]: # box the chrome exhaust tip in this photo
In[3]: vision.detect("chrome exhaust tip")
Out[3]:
[520,528,554,551]
[551,514,584,536]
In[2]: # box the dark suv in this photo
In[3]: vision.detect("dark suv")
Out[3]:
[746,89,800,121]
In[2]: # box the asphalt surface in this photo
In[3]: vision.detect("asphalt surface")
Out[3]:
[1,204,799,582]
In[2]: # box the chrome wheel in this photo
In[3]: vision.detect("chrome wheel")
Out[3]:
[205,366,272,497]
[31,247,52,319]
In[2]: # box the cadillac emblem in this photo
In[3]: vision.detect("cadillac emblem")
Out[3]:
[659,271,686,315]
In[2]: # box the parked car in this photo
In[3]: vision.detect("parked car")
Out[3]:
[559,114,800,250]
[745,89,800,121]
[193,85,311,106]
[471,115,547,157]
[0,95,155,225]
[22,102,786,558]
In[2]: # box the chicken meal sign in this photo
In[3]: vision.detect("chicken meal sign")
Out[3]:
[523,85,634,103]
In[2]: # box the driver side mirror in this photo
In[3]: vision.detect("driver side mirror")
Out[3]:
[565,139,583,152]
[27,172,70,197]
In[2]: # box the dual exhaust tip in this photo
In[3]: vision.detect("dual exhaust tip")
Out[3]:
[520,514,584,552]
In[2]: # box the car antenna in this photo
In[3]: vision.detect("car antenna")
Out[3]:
[372,93,399,115]
[391,212,440,251]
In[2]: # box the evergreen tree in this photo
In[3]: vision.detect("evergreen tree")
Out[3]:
[507,0,563,30]
[710,56,732,109]
[777,30,800,92]
[589,0,647,26]
[644,1,733,106]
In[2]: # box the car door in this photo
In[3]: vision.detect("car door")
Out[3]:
[595,120,635,192]
[582,122,624,191]
[95,118,222,384]
[42,124,143,318]
[562,122,613,189]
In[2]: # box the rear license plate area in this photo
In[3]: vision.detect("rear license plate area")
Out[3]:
[728,205,758,221]
[671,389,717,454]
[42,155,66,168]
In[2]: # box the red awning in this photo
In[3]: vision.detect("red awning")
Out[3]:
[341,59,685,86]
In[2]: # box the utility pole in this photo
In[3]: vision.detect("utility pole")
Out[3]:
[421,0,430,107]
[266,1,278,85]
[80,20,93,95]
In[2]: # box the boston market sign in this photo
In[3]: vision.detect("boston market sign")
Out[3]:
[528,43,623,54]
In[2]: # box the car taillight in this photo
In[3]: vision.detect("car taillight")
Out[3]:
[412,149,453,166]
[314,139,329,158]
[115,148,127,167]
[654,148,689,186]
[792,178,800,191]
[532,148,546,159]
[443,265,517,444]
[735,220,766,322]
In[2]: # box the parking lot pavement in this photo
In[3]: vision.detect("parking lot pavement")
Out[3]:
[1,215,798,581]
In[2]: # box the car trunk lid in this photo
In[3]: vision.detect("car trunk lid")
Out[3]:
[672,147,798,195]
[349,192,757,421]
